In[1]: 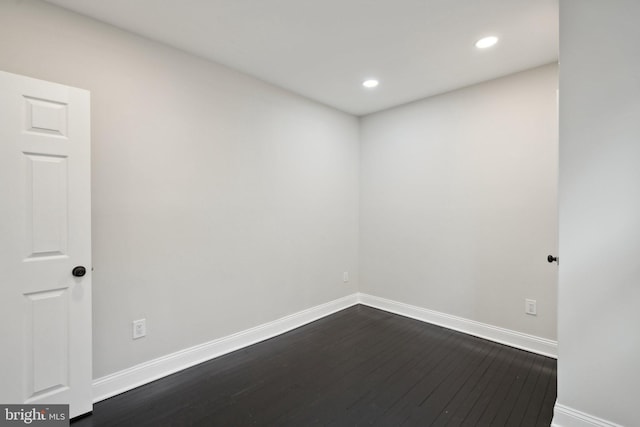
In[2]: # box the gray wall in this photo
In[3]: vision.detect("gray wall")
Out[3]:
[0,0,359,378]
[556,1,640,425]
[360,64,558,340]
[0,0,562,385]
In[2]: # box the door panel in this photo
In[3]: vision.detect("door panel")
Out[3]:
[0,70,92,417]
[25,288,69,401]
[25,153,69,258]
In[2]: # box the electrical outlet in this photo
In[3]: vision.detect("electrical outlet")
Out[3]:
[132,319,146,339]
[343,271,349,283]
[525,299,537,316]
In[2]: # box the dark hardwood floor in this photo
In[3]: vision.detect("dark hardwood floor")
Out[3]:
[73,305,556,426]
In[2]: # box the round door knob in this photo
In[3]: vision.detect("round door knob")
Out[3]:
[72,266,87,277]
[547,255,558,264]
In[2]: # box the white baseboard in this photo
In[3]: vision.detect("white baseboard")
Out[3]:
[552,403,623,427]
[92,293,359,403]
[358,293,558,358]
[93,291,558,403]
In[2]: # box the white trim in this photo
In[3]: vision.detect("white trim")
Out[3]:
[92,293,359,403]
[92,292,558,403]
[358,293,558,358]
[552,403,623,427]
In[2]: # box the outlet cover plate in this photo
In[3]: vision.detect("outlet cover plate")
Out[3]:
[525,299,537,316]
[133,319,146,339]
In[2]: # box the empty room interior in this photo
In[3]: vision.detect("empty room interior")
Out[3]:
[0,0,638,426]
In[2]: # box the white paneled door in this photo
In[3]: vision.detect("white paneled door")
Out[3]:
[0,71,92,418]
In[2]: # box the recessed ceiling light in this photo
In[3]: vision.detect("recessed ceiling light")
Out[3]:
[362,79,379,88]
[475,36,499,49]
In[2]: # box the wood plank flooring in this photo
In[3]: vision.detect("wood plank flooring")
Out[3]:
[72,305,556,426]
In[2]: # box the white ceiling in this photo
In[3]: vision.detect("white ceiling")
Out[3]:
[43,0,558,116]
